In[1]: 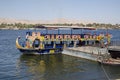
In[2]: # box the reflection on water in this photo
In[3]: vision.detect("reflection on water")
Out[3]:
[0,30,120,80]
[16,54,108,80]
[103,65,120,79]
[19,54,63,74]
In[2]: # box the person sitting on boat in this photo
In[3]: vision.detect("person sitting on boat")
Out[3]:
[105,33,111,44]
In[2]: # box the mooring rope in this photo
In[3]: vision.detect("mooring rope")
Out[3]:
[101,64,110,80]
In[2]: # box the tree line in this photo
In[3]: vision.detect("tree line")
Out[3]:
[0,22,120,29]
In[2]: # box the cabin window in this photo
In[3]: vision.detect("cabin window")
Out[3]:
[33,39,40,48]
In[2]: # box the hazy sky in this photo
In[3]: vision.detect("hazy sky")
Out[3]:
[0,0,120,24]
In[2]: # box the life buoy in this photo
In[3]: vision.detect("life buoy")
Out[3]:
[72,35,77,40]
[97,36,101,41]
[56,35,63,40]
[45,35,50,40]
[84,35,89,40]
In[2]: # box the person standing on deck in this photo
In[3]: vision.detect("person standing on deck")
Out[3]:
[99,32,105,48]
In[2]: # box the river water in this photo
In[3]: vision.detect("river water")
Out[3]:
[0,29,120,80]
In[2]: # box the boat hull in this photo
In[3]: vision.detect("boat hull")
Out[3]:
[18,48,62,55]
[108,49,120,59]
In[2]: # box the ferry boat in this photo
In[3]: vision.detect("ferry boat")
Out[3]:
[16,27,111,55]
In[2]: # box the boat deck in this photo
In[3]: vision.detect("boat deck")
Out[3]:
[100,58,120,65]
[63,46,120,65]
[108,46,120,51]
[68,46,107,55]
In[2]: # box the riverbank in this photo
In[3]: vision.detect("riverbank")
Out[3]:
[0,26,119,30]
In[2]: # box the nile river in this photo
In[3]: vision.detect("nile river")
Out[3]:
[0,29,120,80]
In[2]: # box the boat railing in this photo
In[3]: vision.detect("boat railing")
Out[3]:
[110,40,120,46]
[17,37,26,47]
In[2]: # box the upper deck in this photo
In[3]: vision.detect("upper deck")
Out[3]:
[26,26,110,42]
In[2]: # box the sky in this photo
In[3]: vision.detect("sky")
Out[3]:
[0,0,120,24]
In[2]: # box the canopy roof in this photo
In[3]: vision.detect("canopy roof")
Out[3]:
[35,25,96,30]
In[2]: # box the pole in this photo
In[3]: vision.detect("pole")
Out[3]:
[71,28,72,38]
[46,28,48,35]
[58,28,60,35]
